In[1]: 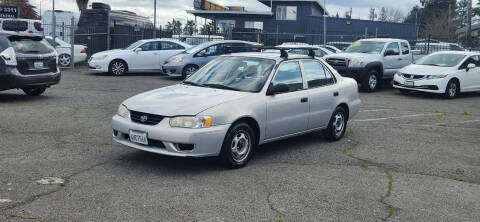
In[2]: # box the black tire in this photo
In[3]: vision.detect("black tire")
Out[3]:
[58,54,72,67]
[182,65,198,79]
[220,123,255,169]
[443,79,459,99]
[109,60,127,76]
[361,70,380,92]
[323,107,348,141]
[399,89,410,95]
[22,87,46,96]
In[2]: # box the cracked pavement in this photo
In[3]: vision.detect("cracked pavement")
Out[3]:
[1,69,479,221]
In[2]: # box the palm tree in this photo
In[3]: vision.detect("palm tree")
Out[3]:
[166,19,182,35]
[200,22,214,35]
[76,0,89,10]
[184,20,196,35]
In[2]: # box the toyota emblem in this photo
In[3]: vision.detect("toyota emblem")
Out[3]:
[140,115,148,122]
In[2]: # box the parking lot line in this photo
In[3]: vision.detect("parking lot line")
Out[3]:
[353,113,439,122]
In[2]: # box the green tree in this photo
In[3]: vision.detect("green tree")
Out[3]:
[200,21,214,35]
[184,20,196,35]
[76,0,89,11]
[166,19,182,35]
[404,0,456,37]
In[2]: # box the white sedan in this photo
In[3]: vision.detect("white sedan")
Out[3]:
[394,51,480,99]
[44,36,88,67]
[89,38,191,76]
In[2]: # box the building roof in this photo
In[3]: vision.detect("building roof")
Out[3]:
[258,0,329,15]
[187,10,273,16]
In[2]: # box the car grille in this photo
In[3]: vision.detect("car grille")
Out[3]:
[130,110,165,126]
[402,73,425,80]
[17,57,57,75]
[326,58,348,68]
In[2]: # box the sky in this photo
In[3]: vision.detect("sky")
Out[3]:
[33,0,477,26]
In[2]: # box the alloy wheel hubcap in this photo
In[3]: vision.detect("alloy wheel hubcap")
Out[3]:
[112,62,125,75]
[186,67,197,75]
[369,75,377,90]
[231,131,251,162]
[449,83,457,97]
[59,55,70,66]
[333,113,345,137]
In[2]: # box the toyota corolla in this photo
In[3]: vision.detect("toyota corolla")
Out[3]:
[111,49,361,168]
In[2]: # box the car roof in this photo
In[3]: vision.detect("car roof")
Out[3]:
[430,51,478,56]
[204,40,263,46]
[222,52,319,62]
[358,38,407,42]
[141,38,192,47]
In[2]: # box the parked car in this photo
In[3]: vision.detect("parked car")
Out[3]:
[280,44,333,57]
[111,48,361,168]
[327,42,352,51]
[0,32,60,96]
[324,38,415,92]
[172,35,225,46]
[162,40,262,79]
[0,18,43,35]
[394,51,480,99]
[88,38,191,75]
[44,36,87,67]
[318,45,342,53]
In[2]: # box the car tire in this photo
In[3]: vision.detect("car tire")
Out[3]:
[220,122,255,169]
[443,79,459,99]
[22,87,46,96]
[58,54,71,67]
[182,65,198,79]
[361,70,380,92]
[399,89,410,95]
[109,60,127,76]
[323,107,348,141]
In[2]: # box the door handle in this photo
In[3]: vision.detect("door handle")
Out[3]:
[398,58,403,61]
[300,97,308,103]
[334,92,339,96]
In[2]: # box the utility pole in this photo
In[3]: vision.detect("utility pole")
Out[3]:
[467,0,472,48]
[153,0,157,38]
[52,0,55,47]
[323,0,326,45]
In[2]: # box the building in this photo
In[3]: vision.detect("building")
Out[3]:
[187,0,418,45]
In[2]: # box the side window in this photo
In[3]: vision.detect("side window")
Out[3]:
[461,56,480,69]
[385,42,400,55]
[45,38,59,47]
[324,66,336,84]
[272,61,304,92]
[161,42,184,50]
[401,42,410,55]
[315,49,326,57]
[139,42,160,51]
[302,60,327,88]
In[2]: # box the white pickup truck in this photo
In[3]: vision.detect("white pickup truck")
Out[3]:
[324,38,416,92]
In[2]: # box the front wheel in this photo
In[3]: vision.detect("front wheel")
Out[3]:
[323,107,347,141]
[109,60,127,76]
[58,54,72,67]
[22,87,46,96]
[443,79,459,99]
[182,65,198,79]
[220,123,255,168]
[361,70,380,92]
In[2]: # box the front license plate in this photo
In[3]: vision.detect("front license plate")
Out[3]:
[34,61,44,69]
[129,130,148,145]
[405,80,414,87]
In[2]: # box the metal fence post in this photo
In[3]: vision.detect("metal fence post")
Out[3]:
[107,13,111,50]
[70,16,75,69]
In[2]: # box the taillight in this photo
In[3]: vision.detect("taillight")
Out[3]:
[0,47,17,66]
[28,30,33,33]
[80,48,87,53]
[40,28,44,32]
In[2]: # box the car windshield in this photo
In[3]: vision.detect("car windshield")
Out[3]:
[345,41,385,54]
[185,42,211,54]
[184,57,276,92]
[9,36,54,54]
[416,54,466,67]
[124,40,144,50]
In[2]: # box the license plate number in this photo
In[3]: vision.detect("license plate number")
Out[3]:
[129,130,148,145]
[405,80,414,87]
[34,61,44,69]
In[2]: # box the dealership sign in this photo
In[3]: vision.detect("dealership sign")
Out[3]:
[0,6,19,18]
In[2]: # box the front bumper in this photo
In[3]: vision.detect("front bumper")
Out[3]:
[331,66,366,83]
[162,64,184,76]
[0,66,61,91]
[88,58,110,72]
[393,75,447,93]
[111,115,230,157]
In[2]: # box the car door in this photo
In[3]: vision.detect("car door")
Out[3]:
[130,41,160,70]
[458,56,480,91]
[300,60,337,129]
[157,41,186,69]
[265,61,309,140]
[193,44,224,67]
[400,42,412,67]
[383,42,402,78]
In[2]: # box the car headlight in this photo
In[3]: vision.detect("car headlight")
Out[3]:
[117,104,129,118]
[171,56,184,63]
[426,74,448,79]
[169,116,213,128]
[348,58,363,68]
[395,71,402,77]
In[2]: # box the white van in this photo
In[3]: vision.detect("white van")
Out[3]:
[0,18,43,34]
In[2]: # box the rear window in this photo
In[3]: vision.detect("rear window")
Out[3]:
[9,36,54,54]
[34,22,42,31]
[2,20,28,31]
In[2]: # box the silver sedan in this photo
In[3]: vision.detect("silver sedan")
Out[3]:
[112,51,361,168]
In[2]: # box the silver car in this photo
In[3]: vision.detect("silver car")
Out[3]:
[162,40,262,78]
[112,49,361,168]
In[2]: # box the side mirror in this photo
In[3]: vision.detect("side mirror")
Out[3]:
[466,63,476,71]
[411,50,421,55]
[384,50,396,56]
[267,83,290,95]
[134,48,142,53]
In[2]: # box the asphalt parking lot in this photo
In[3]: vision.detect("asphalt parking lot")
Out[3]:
[1,68,479,222]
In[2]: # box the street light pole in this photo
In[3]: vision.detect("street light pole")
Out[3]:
[52,0,56,47]
[323,0,326,45]
[153,0,157,38]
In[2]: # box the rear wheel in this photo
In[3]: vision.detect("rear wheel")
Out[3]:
[182,65,198,79]
[58,54,71,67]
[109,60,127,76]
[443,79,459,99]
[220,123,255,168]
[361,70,380,92]
[22,87,46,96]
[323,107,347,141]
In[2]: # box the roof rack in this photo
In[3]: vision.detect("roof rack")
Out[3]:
[224,45,318,59]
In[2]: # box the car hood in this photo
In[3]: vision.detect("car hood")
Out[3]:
[324,52,381,61]
[165,52,189,63]
[92,49,124,57]
[123,84,250,116]
[400,64,455,75]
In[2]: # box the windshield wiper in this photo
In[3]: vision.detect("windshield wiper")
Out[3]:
[182,81,203,87]
[203,83,241,91]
